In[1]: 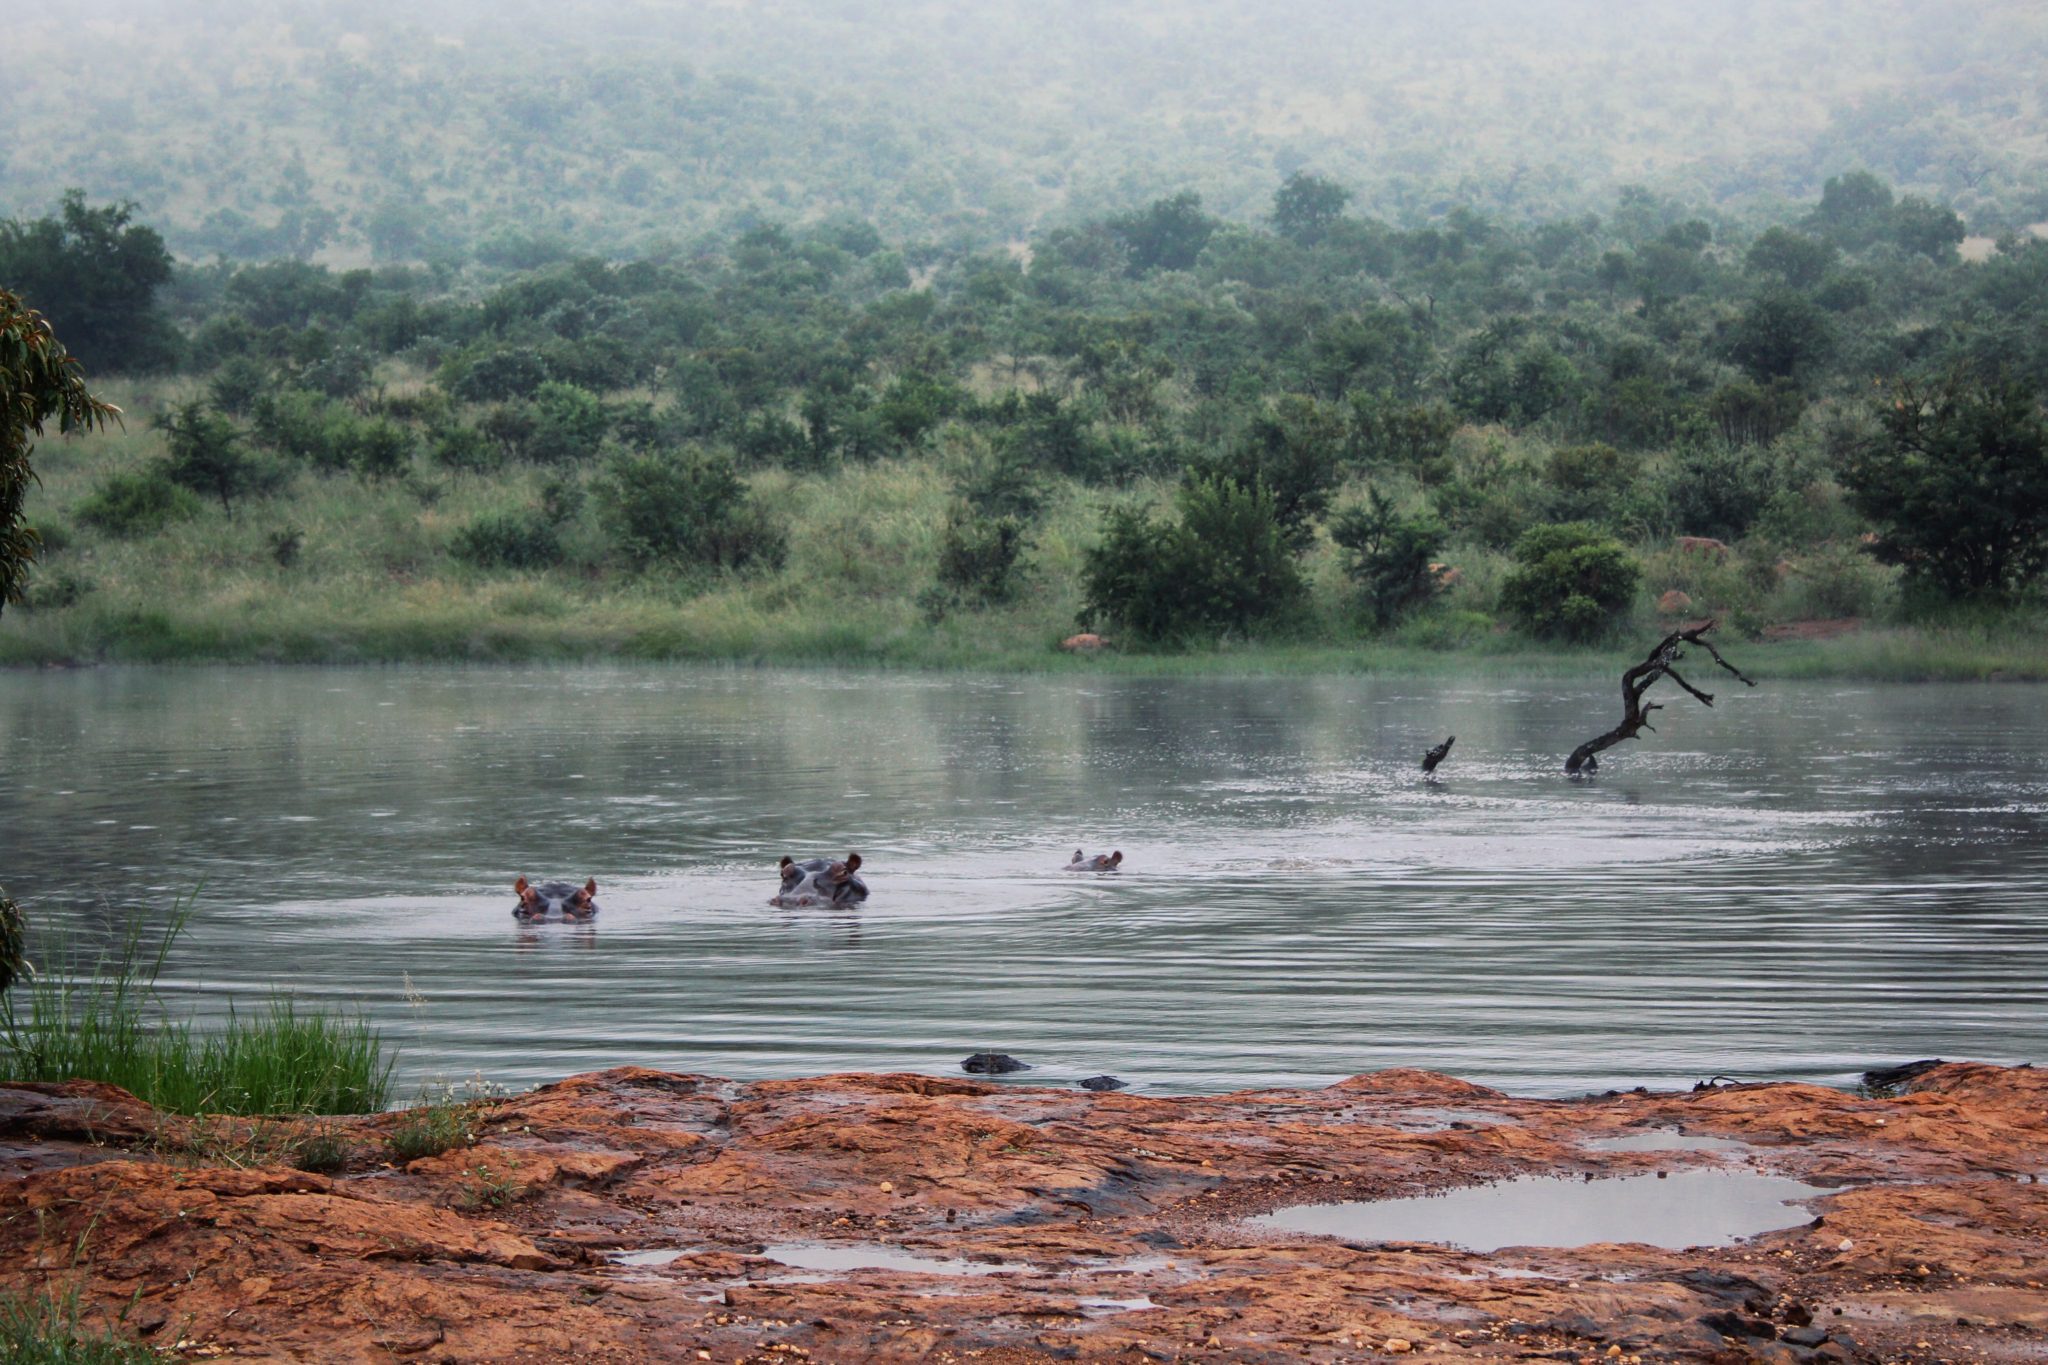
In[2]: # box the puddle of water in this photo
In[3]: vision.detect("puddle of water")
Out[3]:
[758,1242,1030,1276]
[1581,1128,1754,1154]
[1249,1169,1828,1252]
[1079,1296,1157,1315]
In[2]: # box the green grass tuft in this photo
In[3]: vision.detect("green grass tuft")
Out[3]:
[0,915,391,1117]
[0,1286,160,1365]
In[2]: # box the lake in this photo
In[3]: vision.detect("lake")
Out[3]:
[2,666,2043,1100]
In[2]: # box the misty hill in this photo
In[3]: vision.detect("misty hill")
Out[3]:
[7,0,2047,265]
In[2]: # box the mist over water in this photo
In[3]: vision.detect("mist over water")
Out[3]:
[4,667,2044,1099]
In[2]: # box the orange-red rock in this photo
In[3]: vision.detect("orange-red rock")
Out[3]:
[4,1063,2046,1361]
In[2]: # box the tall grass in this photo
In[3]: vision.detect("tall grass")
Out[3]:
[0,912,391,1116]
[0,1286,157,1365]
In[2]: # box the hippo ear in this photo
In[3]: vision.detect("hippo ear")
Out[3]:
[844,852,862,873]
[1073,848,1084,861]
[583,878,597,897]
[515,877,529,894]
[779,856,794,871]
[1109,851,1123,866]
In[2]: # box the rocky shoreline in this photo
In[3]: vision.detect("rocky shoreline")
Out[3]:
[3,1062,2044,1362]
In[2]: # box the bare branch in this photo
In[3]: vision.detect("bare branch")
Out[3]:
[1564,621,1755,775]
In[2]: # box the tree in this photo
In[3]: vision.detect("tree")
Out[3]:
[0,192,176,372]
[1107,192,1219,274]
[1271,172,1351,246]
[1080,475,1304,641]
[1499,521,1641,641]
[2,288,116,616]
[593,449,783,571]
[1840,371,2048,600]
[1329,489,1446,627]
[1725,292,1831,383]
[1744,228,1837,289]
[1892,196,1965,264]
[158,401,269,514]
[1809,170,1895,250]
[1564,622,1755,775]
[1197,395,1345,551]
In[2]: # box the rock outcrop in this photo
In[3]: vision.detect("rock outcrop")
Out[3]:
[4,1062,2046,1361]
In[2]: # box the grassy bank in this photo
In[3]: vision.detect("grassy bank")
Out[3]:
[0,913,391,1117]
[9,381,2046,682]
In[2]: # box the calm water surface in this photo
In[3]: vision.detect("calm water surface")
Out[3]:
[2,667,2044,1099]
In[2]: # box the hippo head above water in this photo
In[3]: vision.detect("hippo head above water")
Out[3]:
[514,877,598,920]
[1065,849,1123,872]
[771,853,868,908]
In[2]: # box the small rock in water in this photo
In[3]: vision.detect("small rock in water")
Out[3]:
[962,1052,1031,1074]
[1078,1074,1127,1091]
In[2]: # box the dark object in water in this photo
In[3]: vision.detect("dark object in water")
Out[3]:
[1862,1059,1945,1092]
[963,1053,1031,1074]
[1064,849,1123,872]
[772,852,869,907]
[1078,1075,1127,1091]
[1565,620,1755,775]
[1421,736,1455,773]
[0,890,23,995]
[515,877,598,921]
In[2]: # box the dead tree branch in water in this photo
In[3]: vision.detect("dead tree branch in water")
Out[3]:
[1566,621,1755,775]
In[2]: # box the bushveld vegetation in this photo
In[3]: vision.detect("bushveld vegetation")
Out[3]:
[2,166,2045,677]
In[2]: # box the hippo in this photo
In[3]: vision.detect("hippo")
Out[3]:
[1064,849,1123,872]
[1421,735,1455,774]
[514,877,598,921]
[771,852,868,908]
[962,1052,1032,1074]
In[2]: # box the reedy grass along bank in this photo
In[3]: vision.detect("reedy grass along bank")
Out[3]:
[8,382,2047,680]
[0,912,391,1118]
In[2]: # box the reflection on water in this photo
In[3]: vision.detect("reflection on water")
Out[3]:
[1249,1169,1829,1251]
[2,666,2045,1099]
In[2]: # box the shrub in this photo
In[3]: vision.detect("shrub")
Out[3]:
[450,509,564,570]
[20,565,95,610]
[158,401,281,513]
[386,1094,483,1162]
[73,466,201,537]
[1660,437,1782,543]
[594,450,784,571]
[936,511,1029,604]
[1329,489,1446,627]
[1080,474,1305,641]
[526,381,608,464]
[349,418,414,480]
[429,423,506,473]
[1499,521,1641,640]
[1841,371,2048,600]
[1347,395,1458,478]
[1537,442,1649,532]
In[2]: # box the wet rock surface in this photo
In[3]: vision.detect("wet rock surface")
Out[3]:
[3,1062,2046,1362]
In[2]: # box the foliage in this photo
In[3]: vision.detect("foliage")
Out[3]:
[1841,371,2048,600]
[0,192,175,372]
[1661,434,1784,543]
[936,510,1028,604]
[156,401,274,513]
[1329,489,1446,627]
[1196,395,1345,550]
[1080,474,1305,640]
[594,450,783,571]
[0,1285,160,1365]
[1500,521,1642,641]
[0,913,391,1116]
[1271,172,1352,246]
[0,890,22,997]
[386,1093,485,1162]
[72,467,201,538]
[1,289,115,615]
[450,509,565,571]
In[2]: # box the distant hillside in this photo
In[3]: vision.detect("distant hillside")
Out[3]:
[7,0,2048,263]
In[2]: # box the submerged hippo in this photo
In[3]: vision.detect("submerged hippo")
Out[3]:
[514,877,599,921]
[771,853,868,908]
[1064,849,1123,872]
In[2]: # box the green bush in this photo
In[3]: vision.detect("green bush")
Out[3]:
[526,381,608,464]
[73,466,202,537]
[936,510,1028,604]
[1080,473,1305,640]
[1329,488,1446,627]
[1499,521,1641,640]
[1660,437,1782,542]
[1537,442,1649,532]
[594,450,784,571]
[450,509,564,570]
